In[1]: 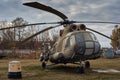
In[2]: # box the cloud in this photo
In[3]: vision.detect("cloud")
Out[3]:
[0,0,120,47]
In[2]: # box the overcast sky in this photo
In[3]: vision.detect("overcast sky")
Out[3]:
[0,0,120,47]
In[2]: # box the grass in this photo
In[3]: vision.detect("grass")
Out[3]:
[0,58,120,80]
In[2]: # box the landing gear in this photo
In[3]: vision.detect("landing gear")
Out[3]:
[77,61,85,73]
[76,61,90,73]
[40,52,49,69]
[85,61,90,69]
[41,61,46,69]
[77,66,85,73]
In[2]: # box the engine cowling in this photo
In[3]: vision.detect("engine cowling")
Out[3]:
[50,52,63,63]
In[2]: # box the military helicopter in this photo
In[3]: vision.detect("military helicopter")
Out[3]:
[1,2,120,73]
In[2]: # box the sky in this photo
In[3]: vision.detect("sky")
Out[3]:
[0,0,120,47]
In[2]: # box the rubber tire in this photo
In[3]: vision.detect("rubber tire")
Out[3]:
[41,62,46,69]
[77,66,85,73]
[85,61,90,68]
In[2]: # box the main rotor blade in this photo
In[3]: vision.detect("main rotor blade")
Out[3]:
[21,24,62,44]
[0,22,59,30]
[1,20,120,30]
[86,27,113,40]
[23,2,68,20]
[74,21,120,24]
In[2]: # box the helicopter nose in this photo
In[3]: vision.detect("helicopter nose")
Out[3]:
[75,41,100,55]
[75,43,85,55]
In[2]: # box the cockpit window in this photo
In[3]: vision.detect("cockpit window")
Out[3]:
[75,32,98,42]
[90,33,98,41]
[75,33,84,42]
[83,33,92,41]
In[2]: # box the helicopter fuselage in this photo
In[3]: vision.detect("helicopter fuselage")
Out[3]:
[21,2,115,72]
[49,30,102,63]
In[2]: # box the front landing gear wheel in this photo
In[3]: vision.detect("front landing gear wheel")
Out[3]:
[85,61,90,69]
[77,66,85,73]
[41,62,46,69]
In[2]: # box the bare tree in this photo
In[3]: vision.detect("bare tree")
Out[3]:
[0,21,14,49]
[12,17,28,42]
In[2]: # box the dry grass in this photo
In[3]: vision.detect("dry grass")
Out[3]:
[0,58,120,80]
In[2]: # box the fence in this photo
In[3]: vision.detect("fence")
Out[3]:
[0,49,41,59]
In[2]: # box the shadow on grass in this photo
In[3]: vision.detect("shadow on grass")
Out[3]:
[23,64,95,74]
[47,64,93,74]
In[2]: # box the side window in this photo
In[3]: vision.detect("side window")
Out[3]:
[90,33,98,41]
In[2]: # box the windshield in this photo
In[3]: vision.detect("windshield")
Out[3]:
[75,32,98,43]
[75,33,84,42]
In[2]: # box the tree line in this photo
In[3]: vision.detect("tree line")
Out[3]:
[0,17,59,50]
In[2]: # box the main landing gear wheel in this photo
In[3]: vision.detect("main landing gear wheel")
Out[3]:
[77,61,85,73]
[85,61,90,69]
[41,62,46,69]
[77,66,85,73]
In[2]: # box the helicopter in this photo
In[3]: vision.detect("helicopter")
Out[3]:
[1,2,120,73]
